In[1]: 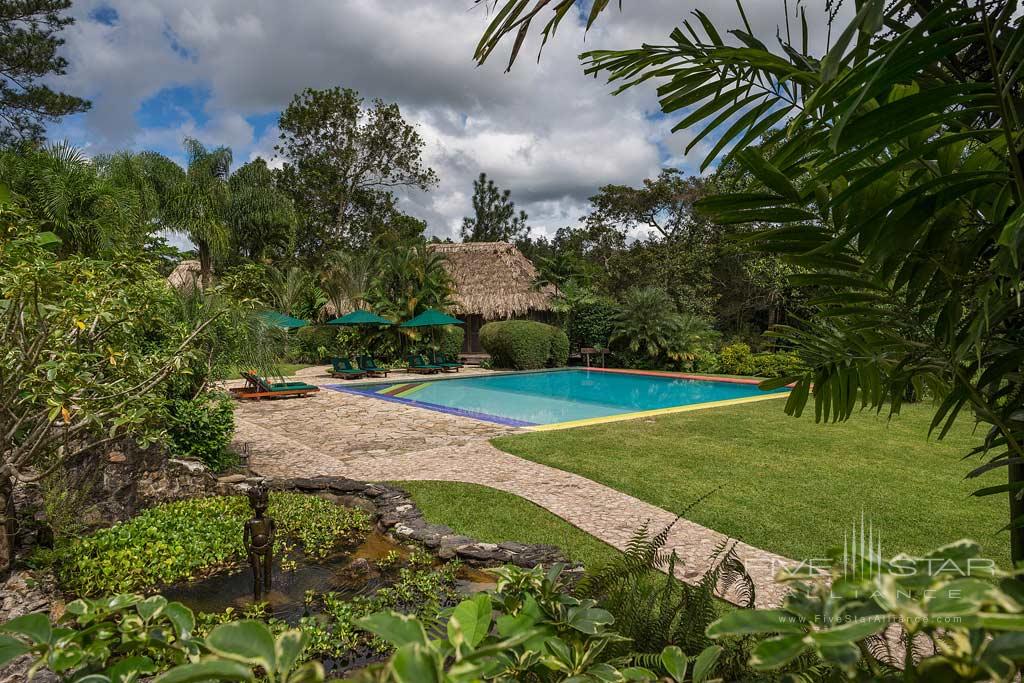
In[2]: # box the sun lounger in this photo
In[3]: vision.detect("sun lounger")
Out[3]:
[406,354,442,374]
[232,371,319,400]
[328,357,367,380]
[357,355,390,378]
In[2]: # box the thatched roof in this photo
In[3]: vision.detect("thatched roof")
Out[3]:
[167,260,202,291]
[428,242,555,319]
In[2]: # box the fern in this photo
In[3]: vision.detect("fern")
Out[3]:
[578,517,758,680]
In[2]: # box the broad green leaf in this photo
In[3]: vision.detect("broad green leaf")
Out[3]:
[661,645,687,681]
[706,609,806,637]
[154,660,253,683]
[735,148,801,201]
[750,634,808,670]
[1,613,52,645]
[391,643,440,683]
[448,594,492,649]
[0,635,29,668]
[274,629,308,675]
[692,644,723,683]
[108,655,158,683]
[204,620,277,672]
[356,612,428,647]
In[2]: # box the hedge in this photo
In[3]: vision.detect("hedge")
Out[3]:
[479,320,569,370]
[439,325,465,358]
[718,342,802,377]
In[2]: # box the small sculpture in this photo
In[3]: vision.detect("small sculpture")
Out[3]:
[243,483,275,601]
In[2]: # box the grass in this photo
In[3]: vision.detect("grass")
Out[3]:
[493,400,1009,566]
[391,480,620,569]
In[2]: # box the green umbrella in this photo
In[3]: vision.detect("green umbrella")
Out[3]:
[326,309,394,326]
[258,311,309,329]
[399,308,464,328]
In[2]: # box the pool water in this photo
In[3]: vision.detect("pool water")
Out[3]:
[337,369,787,427]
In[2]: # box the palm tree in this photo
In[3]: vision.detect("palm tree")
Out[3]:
[228,158,296,261]
[0,142,146,255]
[266,265,312,317]
[609,286,685,360]
[321,250,376,318]
[161,138,231,289]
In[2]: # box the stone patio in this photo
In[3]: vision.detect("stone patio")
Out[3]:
[232,367,799,607]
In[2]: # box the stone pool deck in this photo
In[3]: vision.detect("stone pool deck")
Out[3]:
[232,365,798,607]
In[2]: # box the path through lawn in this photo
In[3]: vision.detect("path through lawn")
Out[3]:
[494,401,1008,566]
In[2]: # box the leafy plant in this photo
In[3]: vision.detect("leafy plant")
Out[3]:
[0,594,201,682]
[578,522,757,680]
[47,493,370,595]
[166,392,237,472]
[479,320,567,370]
[610,287,717,369]
[708,540,1024,681]
[354,564,723,682]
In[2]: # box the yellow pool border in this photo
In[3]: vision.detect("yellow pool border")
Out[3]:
[524,391,789,432]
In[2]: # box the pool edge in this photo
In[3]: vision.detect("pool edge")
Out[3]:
[523,392,790,432]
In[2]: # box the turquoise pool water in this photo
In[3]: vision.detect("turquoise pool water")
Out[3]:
[339,369,787,427]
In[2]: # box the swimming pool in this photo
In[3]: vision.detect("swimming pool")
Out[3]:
[331,369,789,429]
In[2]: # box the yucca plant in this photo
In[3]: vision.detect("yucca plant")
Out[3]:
[475,0,1024,563]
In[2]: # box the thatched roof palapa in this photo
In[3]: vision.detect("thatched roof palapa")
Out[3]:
[166,259,202,291]
[428,242,555,320]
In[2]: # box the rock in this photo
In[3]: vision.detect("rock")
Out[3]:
[217,474,248,484]
[456,543,513,564]
[107,452,126,463]
[337,495,376,515]
[348,558,371,575]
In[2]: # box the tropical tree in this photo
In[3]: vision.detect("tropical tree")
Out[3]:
[160,138,231,289]
[606,286,712,366]
[321,250,376,317]
[0,143,147,255]
[276,87,437,256]
[227,158,296,262]
[474,1,1024,562]
[370,243,454,323]
[460,172,531,243]
[266,264,314,318]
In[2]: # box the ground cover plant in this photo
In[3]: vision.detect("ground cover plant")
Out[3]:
[494,400,1008,565]
[395,481,620,568]
[43,493,370,595]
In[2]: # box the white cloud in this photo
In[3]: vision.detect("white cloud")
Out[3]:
[50,0,851,240]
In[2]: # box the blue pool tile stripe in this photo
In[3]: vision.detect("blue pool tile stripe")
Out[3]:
[325,384,537,428]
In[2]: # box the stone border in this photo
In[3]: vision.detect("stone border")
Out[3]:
[266,475,572,569]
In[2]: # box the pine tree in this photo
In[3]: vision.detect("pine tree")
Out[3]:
[0,0,90,146]
[460,172,530,243]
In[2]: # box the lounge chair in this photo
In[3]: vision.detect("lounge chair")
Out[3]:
[232,372,319,400]
[406,354,442,374]
[328,357,367,380]
[428,349,462,372]
[357,355,390,378]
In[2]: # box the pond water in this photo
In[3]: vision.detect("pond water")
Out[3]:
[161,529,496,622]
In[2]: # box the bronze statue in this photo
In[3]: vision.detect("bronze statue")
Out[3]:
[243,483,275,601]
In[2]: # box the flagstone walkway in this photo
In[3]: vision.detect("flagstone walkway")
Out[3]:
[232,376,798,607]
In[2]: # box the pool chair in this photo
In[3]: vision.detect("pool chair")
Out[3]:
[357,355,390,378]
[428,349,463,372]
[328,357,367,380]
[232,371,319,400]
[406,354,442,374]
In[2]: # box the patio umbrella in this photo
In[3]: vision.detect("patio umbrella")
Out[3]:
[399,308,464,328]
[258,311,309,329]
[326,309,394,326]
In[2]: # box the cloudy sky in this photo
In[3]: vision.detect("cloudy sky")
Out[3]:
[48,0,845,242]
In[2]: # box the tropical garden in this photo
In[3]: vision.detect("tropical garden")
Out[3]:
[1,0,1023,681]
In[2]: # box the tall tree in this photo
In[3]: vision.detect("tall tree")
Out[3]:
[475,0,1024,563]
[275,87,437,257]
[227,158,296,262]
[460,172,530,243]
[588,169,707,241]
[0,0,90,145]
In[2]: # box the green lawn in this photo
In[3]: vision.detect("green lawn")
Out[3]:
[493,400,1009,566]
[391,480,620,569]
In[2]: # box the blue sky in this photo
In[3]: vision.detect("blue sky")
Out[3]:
[48,0,843,240]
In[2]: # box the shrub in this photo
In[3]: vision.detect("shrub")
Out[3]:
[291,325,339,363]
[167,392,237,472]
[749,351,802,378]
[439,324,465,358]
[569,297,617,348]
[479,320,567,370]
[548,326,570,366]
[717,342,754,375]
[47,493,370,595]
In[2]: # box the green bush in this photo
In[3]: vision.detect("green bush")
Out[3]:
[717,342,754,375]
[548,326,569,366]
[291,325,339,363]
[480,320,567,370]
[569,297,617,348]
[438,325,465,358]
[167,392,237,472]
[750,350,802,378]
[47,493,370,595]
